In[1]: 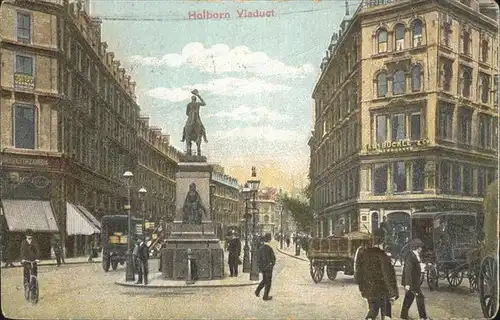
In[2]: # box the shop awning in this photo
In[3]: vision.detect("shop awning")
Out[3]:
[66,203,100,236]
[2,200,59,233]
[75,205,101,230]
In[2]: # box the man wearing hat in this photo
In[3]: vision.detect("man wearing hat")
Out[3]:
[135,236,150,285]
[356,228,399,320]
[20,229,40,287]
[227,230,242,277]
[400,238,428,320]
[255,233,275,301]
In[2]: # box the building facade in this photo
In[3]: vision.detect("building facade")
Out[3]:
[210,164,241,238]
[0,0,180,258]
[309,0,498,237]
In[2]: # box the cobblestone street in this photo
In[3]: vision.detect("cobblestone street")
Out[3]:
[1,242,484,319]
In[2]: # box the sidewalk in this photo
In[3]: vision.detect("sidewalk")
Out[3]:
[1,256,102,268]
[275,243,308,262]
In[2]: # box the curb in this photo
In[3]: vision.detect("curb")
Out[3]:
[115,279,259,289]
[2,260,102,268]
[276,247,308,262]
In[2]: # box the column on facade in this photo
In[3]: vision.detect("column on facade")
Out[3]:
[328,218,333,236]
[359,164,371,197]
[320,220,324,238]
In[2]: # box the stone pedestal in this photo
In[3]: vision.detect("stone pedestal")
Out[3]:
[161,157,224,280]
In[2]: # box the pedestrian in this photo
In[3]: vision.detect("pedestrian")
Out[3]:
[400,238,429,320]
[254,233,275,301]
[356,228,399,320]
[87,235,99,262]
[50,234,63,266]
[135,237,149,285]
[20,229,40,287]
[227,231,242,277]
[285,237,291,248]
[133,237,140,276]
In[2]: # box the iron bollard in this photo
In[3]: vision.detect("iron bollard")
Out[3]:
[186,249,194,285]
[295,243,300,256]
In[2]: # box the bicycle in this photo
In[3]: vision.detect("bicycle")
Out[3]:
[22,260,39,304]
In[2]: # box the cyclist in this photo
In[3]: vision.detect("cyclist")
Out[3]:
[20,229,40,287]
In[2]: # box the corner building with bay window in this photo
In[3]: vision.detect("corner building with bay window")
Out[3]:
[309,0,498,237]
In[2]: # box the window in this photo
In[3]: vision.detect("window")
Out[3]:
[17,12,31,43]
[463,165,472,195]
[411,65,422,92]
[440,161,450,192]
[481,40,489,63]
[377,72,388,97]
[391,113,405,140]
[412,160,425,191]
[460,69,472,98]
[452,163,461,192]
[377,29,388,53]
[458,108,472,144]
[437,103,453,140]
[393,70,406,95]
[412,20,423,47]
[13,104,36,149]
[478,168,485,196]
[443,22,452,47]
[410,113,421,140]
[441,61,453,91]
[395,24,405,51]
[462,29,470,55]
[373,164,388,195]
[480,75,490,103]
[479,114,492,149]
[15,55,33,75]
[392,161,407,193]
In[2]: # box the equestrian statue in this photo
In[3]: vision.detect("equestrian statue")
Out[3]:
[181,89,208,156]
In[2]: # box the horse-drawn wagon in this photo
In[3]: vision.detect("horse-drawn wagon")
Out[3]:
[306,231,373,283]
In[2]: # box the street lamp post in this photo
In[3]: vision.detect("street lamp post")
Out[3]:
[139,187,147,241]
[242,183,251,272]
[278,202,284,250]
[247,167,260,281]
[123,171,134,282]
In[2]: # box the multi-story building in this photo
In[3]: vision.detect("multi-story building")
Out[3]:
[0,0,180,258]
[309,0,498,237]
[137,117,182,223]
[210,164,241,238]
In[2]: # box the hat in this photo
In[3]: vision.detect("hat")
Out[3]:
[26,229,34,236]
[410,238,424,249]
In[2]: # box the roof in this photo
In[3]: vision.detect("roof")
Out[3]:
[411,211,477,219]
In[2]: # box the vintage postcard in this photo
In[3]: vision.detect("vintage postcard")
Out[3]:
[0,0,499,319]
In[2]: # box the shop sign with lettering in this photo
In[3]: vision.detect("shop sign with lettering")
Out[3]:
[365,138,430,152]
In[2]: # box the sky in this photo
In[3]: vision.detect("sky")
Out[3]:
[91,0,359,190]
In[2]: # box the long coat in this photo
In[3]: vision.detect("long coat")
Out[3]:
[257,243,275,272]
[401,250,422,291]
[356,247,399,299]
[227,237,241,257]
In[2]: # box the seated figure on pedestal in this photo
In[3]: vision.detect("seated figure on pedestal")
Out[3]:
[182,183,207,225]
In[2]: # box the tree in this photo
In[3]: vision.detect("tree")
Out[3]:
[280,194,313,232]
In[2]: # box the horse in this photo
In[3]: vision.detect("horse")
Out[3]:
[184,120,203,156]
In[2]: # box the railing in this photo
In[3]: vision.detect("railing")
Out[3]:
[361,0,410,8]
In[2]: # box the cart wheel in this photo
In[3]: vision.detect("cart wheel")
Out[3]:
[426,264,438,291]
[102,256,110,272]
[468,269,478,293]
[479,256,497,318]
[309,261,324,284]
[326,266,338,281]
[446,270,464,288]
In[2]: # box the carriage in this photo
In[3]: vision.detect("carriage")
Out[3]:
[306,231,373,283]
[382,212,411,266]
[475,180,498,318]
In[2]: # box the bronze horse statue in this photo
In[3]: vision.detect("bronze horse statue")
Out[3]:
[182,90,208,156]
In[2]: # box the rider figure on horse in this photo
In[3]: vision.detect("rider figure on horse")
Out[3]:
[181,91,208,144]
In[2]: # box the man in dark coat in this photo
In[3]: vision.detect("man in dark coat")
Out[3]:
[254,233,275,301]
[356,228,399,320]
[227,231,241,277]
[20,229,40,286]
[50,234,63,266]
[400,238,428,320]
[135,237,150,285]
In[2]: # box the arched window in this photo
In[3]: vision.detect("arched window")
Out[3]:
[395,24,405,51]
[480,75,490,103]
[441,61,453,91]
[393,70,406,95]
[377,72,388,97]
[412,20,423,47]
[411,65,422,92]
[461,69,472,97]
[377,29,388,53]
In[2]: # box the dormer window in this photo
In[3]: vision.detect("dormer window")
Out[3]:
[412,20,423,47]
[395,24,405,51]
[377,29,388,53]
